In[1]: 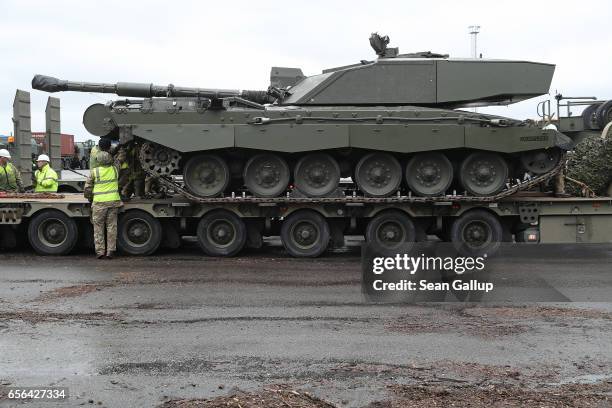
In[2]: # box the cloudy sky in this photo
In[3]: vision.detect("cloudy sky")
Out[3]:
[1,0,611,141]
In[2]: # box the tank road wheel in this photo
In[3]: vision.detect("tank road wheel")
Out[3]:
[450,210,503,257]
[27,210,78,255]
[405,153,453,196]
[197,210,246,257]
[354,153,402,197]
[294,153,340,197]
[243,153,290,198]
[365,210,416,253]
[459,152,508,196]
[520,148,562,174]
[183,154,230,197]
[281,210,330,257]
[140,143,181,176]
[117,210,162,256]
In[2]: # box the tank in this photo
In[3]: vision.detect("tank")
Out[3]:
[31,33,573,199]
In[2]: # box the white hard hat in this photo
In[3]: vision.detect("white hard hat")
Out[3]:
[37,154,50,162]
[0,149,11,159]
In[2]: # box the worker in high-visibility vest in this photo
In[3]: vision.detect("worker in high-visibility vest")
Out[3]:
[33,154,58,193]
[84,151,123,259]
[0,149,23,193]
[89,137,112,170]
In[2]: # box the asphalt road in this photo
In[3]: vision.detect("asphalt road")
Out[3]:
[0,245,611,407]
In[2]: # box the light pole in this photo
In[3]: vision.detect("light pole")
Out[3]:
[468,25,481,112]
[468,25,480,58]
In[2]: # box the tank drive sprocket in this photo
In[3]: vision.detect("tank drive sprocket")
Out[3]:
[140,143,181,176]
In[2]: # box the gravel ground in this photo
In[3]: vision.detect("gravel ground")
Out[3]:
[0,246,611,407]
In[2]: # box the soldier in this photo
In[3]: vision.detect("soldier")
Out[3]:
[0,149,23,193]
[89,137,111,170]
[84,151,123,259]
[33,154,58,193]
[116,142,145,199]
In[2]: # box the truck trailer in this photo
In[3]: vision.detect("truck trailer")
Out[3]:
[2,96,612,257]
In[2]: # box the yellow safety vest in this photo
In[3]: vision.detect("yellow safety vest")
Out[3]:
[92,165,121,202]
[89,146,100,169]
[34,164,58,192]
[0,162,19,191]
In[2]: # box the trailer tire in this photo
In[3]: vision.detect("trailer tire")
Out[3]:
[27,209,79,255]
[197,210,246,257]
[117,210,162,256]
[595,100,612,129]
[281,210,330,257]
[450,210,502,257]
[582,103,600,130]
[365,210,416,253]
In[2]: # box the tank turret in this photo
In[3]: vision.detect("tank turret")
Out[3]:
[278,33,555,108]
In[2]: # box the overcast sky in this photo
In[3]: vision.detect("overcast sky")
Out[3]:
[1,0,611,141]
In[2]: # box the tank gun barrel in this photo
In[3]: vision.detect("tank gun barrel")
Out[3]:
[32,75,272,103]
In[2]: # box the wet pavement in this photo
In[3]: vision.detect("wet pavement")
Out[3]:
[0,245,611,407]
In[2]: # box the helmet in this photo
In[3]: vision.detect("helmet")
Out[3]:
[0,149,11,159]
[37,154,50,162]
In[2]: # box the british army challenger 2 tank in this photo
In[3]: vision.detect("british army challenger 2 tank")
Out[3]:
[32,33,572,199]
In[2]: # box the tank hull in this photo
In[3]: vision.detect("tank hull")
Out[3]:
[94,100,571,199]
[103,103,566,154]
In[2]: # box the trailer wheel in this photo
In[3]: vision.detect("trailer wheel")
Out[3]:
[365,210,416,253]
[450,210,502,257]
[595,100,612,129]
[582,103,600,129]
[281,210,330,257]
[117,210,162,256]
[197,210,246,257]
[27,209,79,255]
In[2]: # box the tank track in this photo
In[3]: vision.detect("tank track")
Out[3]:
[139,144,566,204]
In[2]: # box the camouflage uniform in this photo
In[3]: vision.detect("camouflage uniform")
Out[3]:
[90,203,120,257]
[116,143,145,199]
[84,151,123,258]
[89,145,100,169]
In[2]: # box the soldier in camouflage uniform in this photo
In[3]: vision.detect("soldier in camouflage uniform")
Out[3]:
[89,137,112,170]
[84,151,123,259]
[116,142,145,199]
